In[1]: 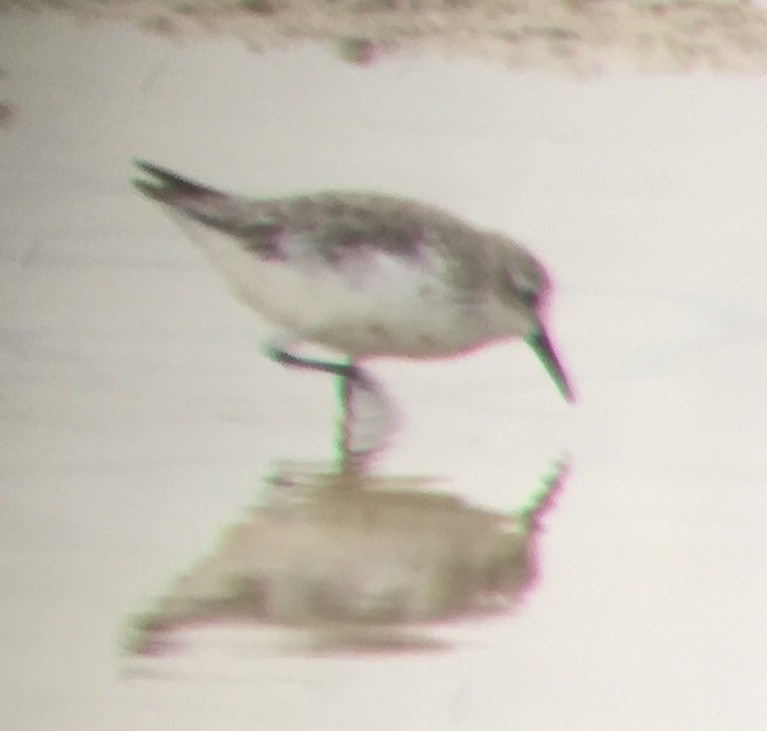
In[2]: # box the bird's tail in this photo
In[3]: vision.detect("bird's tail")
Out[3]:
[132,159,223,203]
[131,159,256,236]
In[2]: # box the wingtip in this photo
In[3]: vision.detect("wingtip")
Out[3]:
[130,159,219,200]
[131,158,179,184]
[131,158,163,176]
[131,177,162,200]
[130,158,169,194]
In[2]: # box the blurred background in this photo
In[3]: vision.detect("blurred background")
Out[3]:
[2,4,767,729]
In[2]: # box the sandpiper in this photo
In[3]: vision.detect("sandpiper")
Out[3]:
[132,160,574,467]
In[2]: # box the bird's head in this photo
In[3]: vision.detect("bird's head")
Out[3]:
[497,239,575,404]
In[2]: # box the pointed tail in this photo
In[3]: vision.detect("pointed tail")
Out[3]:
[131,159,269,243]
[131,159,225,206]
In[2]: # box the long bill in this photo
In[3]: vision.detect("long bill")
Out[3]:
[526,326,575,403]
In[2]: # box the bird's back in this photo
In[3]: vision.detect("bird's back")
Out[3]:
[133,161,547,358]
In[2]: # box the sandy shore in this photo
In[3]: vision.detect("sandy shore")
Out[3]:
[3,0,767,73]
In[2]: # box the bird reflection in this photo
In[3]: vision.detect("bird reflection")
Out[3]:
[123,459,568,656]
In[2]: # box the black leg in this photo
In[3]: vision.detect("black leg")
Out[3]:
[267,346,354,380]
[263,345,393,472]
[336,365,355,475]
[264,345,372,394]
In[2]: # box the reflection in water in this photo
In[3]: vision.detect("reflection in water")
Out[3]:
[335,365,398,473]
[288,626,454,656]
[124,459,568,656]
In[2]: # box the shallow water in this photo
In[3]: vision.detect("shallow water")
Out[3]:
[2,12,767,730]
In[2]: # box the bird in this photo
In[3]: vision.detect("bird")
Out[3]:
[132,159,574,470]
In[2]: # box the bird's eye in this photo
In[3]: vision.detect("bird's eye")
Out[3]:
[519,287,539,308]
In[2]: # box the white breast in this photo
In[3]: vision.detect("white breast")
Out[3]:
[175,217,531,359]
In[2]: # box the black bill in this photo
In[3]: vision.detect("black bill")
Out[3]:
[526,327,575,403]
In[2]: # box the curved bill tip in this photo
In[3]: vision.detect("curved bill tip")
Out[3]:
[526,327,575,403]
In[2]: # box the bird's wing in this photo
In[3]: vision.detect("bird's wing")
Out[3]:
[132,159,283,255]
[133,160,484,277]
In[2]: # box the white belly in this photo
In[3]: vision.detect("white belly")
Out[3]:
[178,220,530,359]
